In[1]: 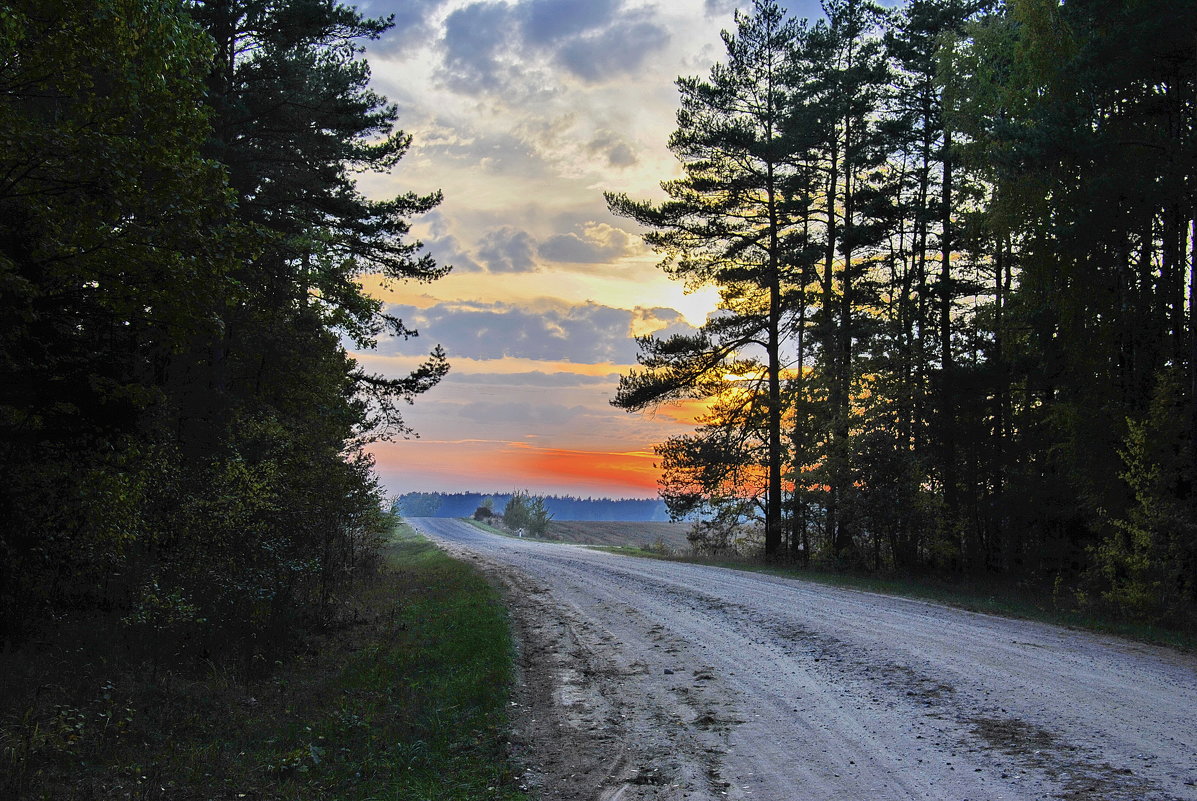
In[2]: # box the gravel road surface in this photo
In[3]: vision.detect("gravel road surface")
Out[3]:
[408,518,1197,801]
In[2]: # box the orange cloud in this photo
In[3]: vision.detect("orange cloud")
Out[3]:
[349,350,631,378]
[355,275,443,308]
[646,398,711,426]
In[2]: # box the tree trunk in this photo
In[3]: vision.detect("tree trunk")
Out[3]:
[1190,219,1197,440]
[765,173,783,558]
[940,126,960,567]
[834,123,854,557]
[823,131,841,556]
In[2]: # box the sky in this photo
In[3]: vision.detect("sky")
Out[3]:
[353,0,826,499]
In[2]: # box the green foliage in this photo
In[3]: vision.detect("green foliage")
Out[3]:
[398,492,446,517]
[0,0,447,661]
[608,0,811,556]
[1095,372,1197,625]
[502,490,554,538]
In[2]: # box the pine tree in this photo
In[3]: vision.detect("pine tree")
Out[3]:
[608,0,806,557]
[794,0,893,559]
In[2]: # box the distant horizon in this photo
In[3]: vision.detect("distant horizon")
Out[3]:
[393,488,664,502]
[394,490,672,522]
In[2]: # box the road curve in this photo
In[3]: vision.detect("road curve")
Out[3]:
[409,518,1197,801]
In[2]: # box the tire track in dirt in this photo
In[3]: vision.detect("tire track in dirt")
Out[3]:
[412,518,1197,801]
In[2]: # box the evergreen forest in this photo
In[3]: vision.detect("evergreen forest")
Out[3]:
[0,0,447,658]
[3,0,1195,679]
[2,1,1194,795]
[610,0,1197,627]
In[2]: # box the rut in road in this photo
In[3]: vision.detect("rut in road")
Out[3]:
[410,517,1197,801]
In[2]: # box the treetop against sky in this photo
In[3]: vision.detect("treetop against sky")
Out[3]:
[356,0,835,497]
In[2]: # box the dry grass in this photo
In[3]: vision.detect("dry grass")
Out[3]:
[546,520,693,550]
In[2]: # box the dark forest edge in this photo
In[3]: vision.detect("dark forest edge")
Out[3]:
[1,524,531,800]
[608,0,1197,632]
[0,1,466,792]
[1,0,447,655]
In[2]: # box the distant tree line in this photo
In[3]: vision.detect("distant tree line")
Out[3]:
[0,0,446,661]
[611,0,1197,626]
[396,492,671,522]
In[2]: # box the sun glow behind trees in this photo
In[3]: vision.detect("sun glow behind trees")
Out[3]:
[605,0,1197,622]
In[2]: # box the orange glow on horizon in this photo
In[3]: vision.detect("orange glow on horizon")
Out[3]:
[508,443,660,495]
[370,438,662,498]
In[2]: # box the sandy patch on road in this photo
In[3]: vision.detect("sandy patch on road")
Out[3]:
[444,545,735,801]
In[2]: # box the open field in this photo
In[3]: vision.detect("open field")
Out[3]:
[546,520,693,550]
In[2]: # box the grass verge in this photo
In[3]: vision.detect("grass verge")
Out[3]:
[590,545,1197,652]
[461,517,511,537]
[460,517,558,544]
[1,522,530,801]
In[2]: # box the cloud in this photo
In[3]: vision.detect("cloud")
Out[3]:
[365,0,448,54]
[440,1,517,91]
[704,0,741,16]
[587,130,638,168]
[606,142,637,167]
[379,300,644,363]
[520,0,621,45]
[477,226,538,273]
[425,235,483,273]
[446,371,617,387]
[538,222,638,264]
[555,19,671,83]
[419,212,485,272]
[419,218,642,276]
[435,0,670,94]
[456,400,592,425]
[370,437,663,496]
[629,306,696,338]
[511,444,661,494]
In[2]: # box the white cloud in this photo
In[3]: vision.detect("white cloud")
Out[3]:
[355,0,810,492]
[439,1,519,92]
[363,0,449,53]
[587,129,639,168]
[446,370,618,387]
[704,0,741,17]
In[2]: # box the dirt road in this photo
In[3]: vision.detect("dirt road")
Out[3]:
[408,518,1197,801]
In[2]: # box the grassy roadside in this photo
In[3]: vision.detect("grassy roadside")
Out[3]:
[589,545,1197,652]
[460,517,558,544]
[1,522,530,801]
[461,517,514,537]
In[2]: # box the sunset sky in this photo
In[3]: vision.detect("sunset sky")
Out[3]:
[354,0,824,498]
